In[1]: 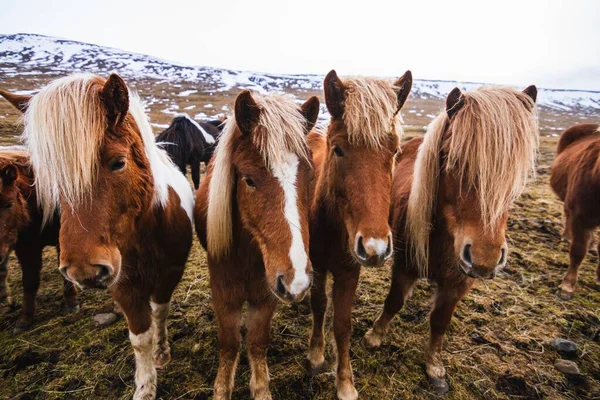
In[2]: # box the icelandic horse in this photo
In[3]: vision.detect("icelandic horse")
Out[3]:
[0,143,78,334]
[195,90,320,399]
[307,70,413,400]
[364,86,539,393]
[12,73,194,399]
[156,113,222,189]
[550,124,600,299]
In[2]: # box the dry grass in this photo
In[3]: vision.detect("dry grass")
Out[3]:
[0,75,598,399]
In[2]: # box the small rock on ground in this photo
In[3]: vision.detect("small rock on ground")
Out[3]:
[93,313,117,328]
[551,338,578,358]
[554,359,581,375]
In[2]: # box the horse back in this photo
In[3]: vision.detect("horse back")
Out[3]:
[556,124,600,155]
[194,158,212,249]
[551,124,600,223]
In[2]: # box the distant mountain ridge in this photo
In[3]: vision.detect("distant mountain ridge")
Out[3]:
[1,33,599,112]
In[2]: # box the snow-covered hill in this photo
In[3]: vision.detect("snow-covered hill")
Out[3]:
[1,33,599,112]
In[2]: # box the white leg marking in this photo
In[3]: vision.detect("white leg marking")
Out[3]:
[129,328,157,400]
[271,152,309,296]
[151,301,171,369]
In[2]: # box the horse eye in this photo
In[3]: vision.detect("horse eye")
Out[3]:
[333,145,344,157]
[2,202,13,209]
[243,176,256,188]
[109,157,127,172]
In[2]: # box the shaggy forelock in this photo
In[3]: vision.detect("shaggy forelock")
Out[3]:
[206,93,310,259]
[406,86,539,276]
[342,77,403,148]
[23,73,106,226]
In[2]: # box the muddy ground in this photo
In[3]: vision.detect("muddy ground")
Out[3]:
[0,75,598,399]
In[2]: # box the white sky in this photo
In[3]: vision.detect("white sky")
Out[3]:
[1,0,599,90]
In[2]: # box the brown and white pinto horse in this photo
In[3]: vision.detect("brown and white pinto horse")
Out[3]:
[551,123,600,299]
[0,146,78,334]
[364,86,539,394]
[195,90,319,399]
[14,73,193,400]
[307,70,412,400]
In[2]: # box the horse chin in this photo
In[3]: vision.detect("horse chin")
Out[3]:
[458,261,496,280]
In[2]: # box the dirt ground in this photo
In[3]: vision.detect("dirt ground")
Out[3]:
[0,75,598,399]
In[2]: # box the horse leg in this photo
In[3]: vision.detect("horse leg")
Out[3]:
[557,218,592,300]
[58,247,79,313]
[114,290,155,400]
[332,267,360,400]
[596,240,600,286]
[364,267,418,349]
[213,300,243,400]
[425,281,472,394]
[190,156,201,190]
[13,244,42,334]
[0,257,10,314]
[307,267,328,372]
[150,265,185,369]
[246,300,277,400]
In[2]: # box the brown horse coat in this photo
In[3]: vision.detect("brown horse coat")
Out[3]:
[550,124,600,298]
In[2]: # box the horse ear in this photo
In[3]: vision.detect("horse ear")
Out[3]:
[101,74,129,126]
[235,90,261,135]
[521,85,537,111]
[0,89,31,113]
[393,70,413,111]
[0,165,18,187]
[324,69,346,119]
[300,96,320,133]
[446,87,465,119]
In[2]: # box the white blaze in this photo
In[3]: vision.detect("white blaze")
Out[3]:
[271,152,309,296]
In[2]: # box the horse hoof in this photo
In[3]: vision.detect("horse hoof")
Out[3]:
[153,346,171,370]
[555,288,573,300]
[133,386,156,400]
[305,357,329,376]
[336,380,358,400]
[363,328,383,350]
[429,377,449,395]
[13,318,34,335]
[64,302,80,314]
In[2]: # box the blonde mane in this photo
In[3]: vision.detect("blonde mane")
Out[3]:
[23,73,192,226]
[23,74,105,225]
[342,77,403,148]
[207,93,310,259]
[406,86,539,276]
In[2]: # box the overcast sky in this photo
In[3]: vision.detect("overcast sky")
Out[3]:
[1,0,599,90]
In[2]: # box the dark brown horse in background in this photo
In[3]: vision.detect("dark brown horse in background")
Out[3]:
[551,124,600,299]
[156,113,222,189]
[364,86,539,394]
[195,90,319,399]
[10,73,194,399]
[307,70,412,400]
[0,144,78,334]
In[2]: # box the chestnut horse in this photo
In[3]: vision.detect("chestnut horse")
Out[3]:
[195,90,319,399]
[307,70,412,400]
[156,113,222,189]
[13,73,193,399]
[551,123,600,299]
[364,86,539,394]
[0,145,78,334]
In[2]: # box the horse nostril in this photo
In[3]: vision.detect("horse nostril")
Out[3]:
[96,265,112,281]
[59,265,70,280]
[276,275,287,297]
[385,235,393,258]
[356,236,367,259]
[498,248,507,266]
[462,244,472,266]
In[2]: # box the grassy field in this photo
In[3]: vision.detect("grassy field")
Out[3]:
[0,75,598,399]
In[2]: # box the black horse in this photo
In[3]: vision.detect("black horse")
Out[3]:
[157,114,223,189]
